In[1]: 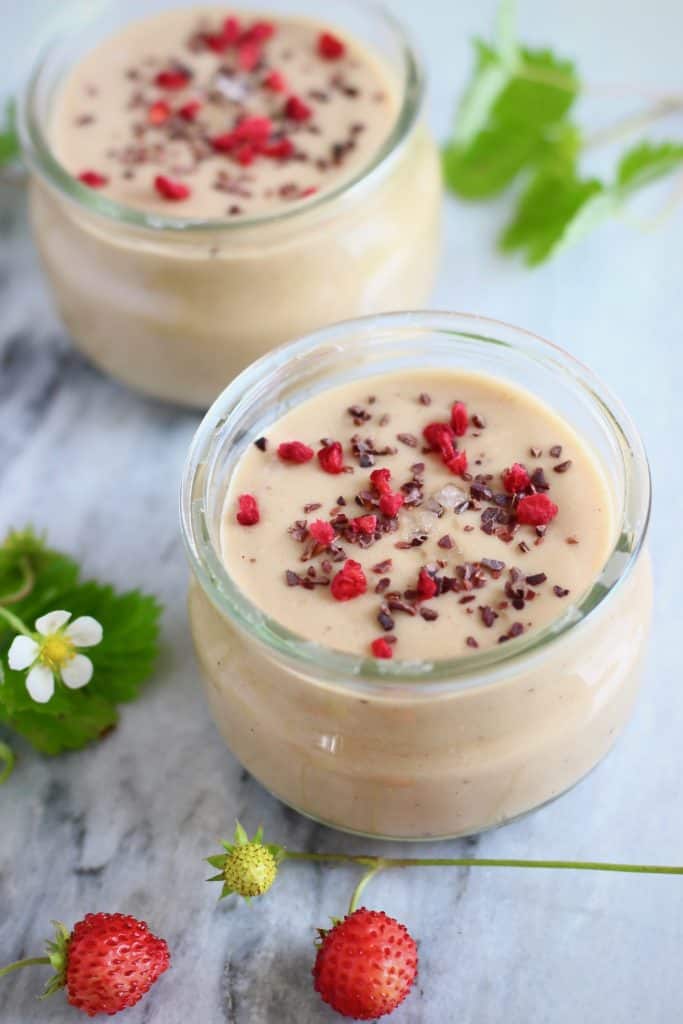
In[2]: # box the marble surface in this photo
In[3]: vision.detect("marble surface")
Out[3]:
[2,1,683,1021]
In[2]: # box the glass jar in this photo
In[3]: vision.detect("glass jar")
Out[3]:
[181,311,652,840]
[18,0,441,408]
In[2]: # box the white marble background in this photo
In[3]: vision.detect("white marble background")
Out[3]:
[1,1,683,1021]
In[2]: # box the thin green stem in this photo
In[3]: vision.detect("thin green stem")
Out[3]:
[585,98,683,149]
[0,606,32,637]
[348,866,383,915]
[0,556,35,606]
[283,851,683,876]
[0,742,14,785]
[0,957,50,978]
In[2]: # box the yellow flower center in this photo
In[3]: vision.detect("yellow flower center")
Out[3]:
[40,633,76,671]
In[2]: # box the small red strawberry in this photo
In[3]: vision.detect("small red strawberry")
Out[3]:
[313,908,417,1019]
[0,913,170,1017]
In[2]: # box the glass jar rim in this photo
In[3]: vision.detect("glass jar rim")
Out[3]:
[180,310,651,693]
[17,0,424,233]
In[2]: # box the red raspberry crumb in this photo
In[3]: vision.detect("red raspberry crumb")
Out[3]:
[155,69,190,90]
[309,520,336,546]
[154,175,191,201]
[263,69,287,92]
[422,421,456,459]
[204,16,241,52]
[350,514,377,535]
[503,463,531,494]
[317,32,346,60]
[317,441,345,474]
[331,560,367,601]
[370,468,392,495]
[240,21,276,44]
[379,492,405,518]
[237,40,261,72]
[300,186,318,198]
[278,441,314,463]
[178,99,202,121]
[450,401,469,437]
[284,95,312,121]
[263,138,295,160]
[148,100,171,125]
[78,170,108,188]
[445,449,468,476]
[236,493,260,526]
[370,637,393,659]
[417,568,437,600]
[516,492,559,526]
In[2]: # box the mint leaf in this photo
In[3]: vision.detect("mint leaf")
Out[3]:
[500,168,604,264]
[0,100,19,168]
[443,45,579,198]
[0,528,162,755]
[616,141,683,193]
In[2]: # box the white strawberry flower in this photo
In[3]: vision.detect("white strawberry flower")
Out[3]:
[7,610,103,704]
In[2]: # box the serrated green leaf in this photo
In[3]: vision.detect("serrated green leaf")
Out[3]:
[206,872,225,882]
[444,43,579,198]
[220,883,233,900]
[0,527,162,755]
[617,141,683,193]
[500,166,604,264]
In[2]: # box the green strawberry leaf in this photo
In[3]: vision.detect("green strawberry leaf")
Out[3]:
[616,141,683,193]
[0,101,19,168]
[0,528,162,756]
[443,44,579,198]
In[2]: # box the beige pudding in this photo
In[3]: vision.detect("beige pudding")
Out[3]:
[183,314,652,839]
[22,3,441,406]
[220,371,614,659]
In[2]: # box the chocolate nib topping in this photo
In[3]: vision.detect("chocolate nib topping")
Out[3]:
[553,585,570,597]
[525,572,548,586]
[549,445,563,458]
[480,605,498,627]
[553,460,573,474]
[254,436,267,451]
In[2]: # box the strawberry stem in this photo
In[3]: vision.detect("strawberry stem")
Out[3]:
[0,555,35,606]
[0,606,32,637]
[348,866,383,915]
[0,956,50,978]
[0,741,14,785]
[283,852,683,876]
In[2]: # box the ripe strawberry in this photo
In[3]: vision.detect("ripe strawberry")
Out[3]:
[0,914,169,1017]
[313,908,418,1019]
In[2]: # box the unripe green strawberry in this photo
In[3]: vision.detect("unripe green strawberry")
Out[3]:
[223,841,278,898]
[206,821,283,902]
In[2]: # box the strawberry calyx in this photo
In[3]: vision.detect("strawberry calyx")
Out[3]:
[206,821,284,902]
[0,920,69,997]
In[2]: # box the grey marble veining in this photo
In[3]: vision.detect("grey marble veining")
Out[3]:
[2,1,683,1021]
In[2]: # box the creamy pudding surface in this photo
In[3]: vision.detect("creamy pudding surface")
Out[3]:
[221,370,616,660]
[51,7,398,217]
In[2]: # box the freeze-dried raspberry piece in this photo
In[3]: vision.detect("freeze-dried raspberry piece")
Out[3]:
[154,175,191,201]
[450,401,469,437]
[417,568,437,600]
[370,468,392,495]
[284,95,312,121]
[379,492,404,518]
[148,100,171,125]
[178,99,202,121]
[445,449,468,476]
[78,170,108,188]
[423,422,455,459]
[331,560,367,601]
[351,515,377,536]
[503,463,531,494]
[318,441,345,474]
[263,69,287,92]
[278,441,314,463]
[516,493,559,526]
[236,494,260,526]
[155,69,190,90]
[370,637,393,659]
[309,520,336,546]
[317,32,346,60]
